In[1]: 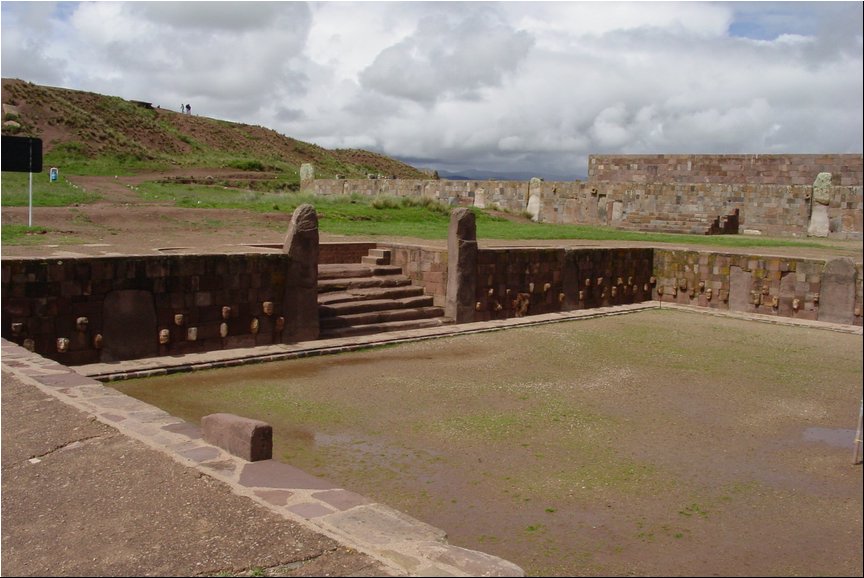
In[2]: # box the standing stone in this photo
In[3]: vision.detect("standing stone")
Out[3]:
[611,201,624,223]
[526,177,543,222]
[299,163,315,191]
[101,289,158,362]
[818,257,856,324]
[282,204,319,342]
[446,208,477,323]
[728,266,752,312]
[807,172,832,237]
[474,187,487,209]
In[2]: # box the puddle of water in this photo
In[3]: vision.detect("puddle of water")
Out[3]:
[802,427,856,448]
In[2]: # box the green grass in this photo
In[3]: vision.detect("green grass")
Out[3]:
[0,170,844,250]
[1,224,51,244]
[1,171,102,206]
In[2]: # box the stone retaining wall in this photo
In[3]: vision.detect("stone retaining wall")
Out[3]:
[652,250,863,326]
[3,245,860,366]
[1,253,315,365]
[472,247,655,322]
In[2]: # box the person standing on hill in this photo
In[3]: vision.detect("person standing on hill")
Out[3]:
[186,103,191,115]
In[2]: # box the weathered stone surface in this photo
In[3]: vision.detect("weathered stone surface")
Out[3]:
[818,257,856,324]
[282,204,320,342]
[611,201,624,223]
[101,290,158,362]
[728,266,752,312]
[445,208,477,323]
[526,177,544,222]
[808,172,832,237]
[299,163,315,189]
[473,188,487,209]
[812,172,832,205]
[202,413,272,462]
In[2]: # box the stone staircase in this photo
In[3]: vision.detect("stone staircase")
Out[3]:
[616,208,739,235]
[318,248,449,339]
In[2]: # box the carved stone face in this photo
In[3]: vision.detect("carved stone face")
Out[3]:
[174,313,184,326]
[186,327,198,341]
[76,317,89,332]
[262,301,274,316]
[222,306,232,320]
[705,288,713,301]
[611,287,618,297]
[93,334,104,349]
[159,329,170,344]
[792,298,800,311]
[250,318,260,334]
[578,290,585,301]
[220,323,228,338]
[275,316,285,331]
[56,337,70,353]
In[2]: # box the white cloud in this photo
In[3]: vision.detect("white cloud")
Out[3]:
[1,1,861,179]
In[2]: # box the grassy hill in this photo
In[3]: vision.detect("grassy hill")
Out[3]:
[1,78,429,181]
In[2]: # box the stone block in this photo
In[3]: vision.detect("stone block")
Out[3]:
[202,413,272,462]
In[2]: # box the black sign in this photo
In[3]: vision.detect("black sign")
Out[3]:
[2,136,43,173]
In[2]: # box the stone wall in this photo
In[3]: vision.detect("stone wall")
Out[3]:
[304,154,863,238]
[3,245,860,366]
[588,154,864,186]
[381,243,449,307]
[1,253,315,365]
[472,247,655,322]
[319,242,378,265]
[652,250,863,326]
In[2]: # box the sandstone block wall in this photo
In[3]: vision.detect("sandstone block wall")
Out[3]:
[652,250,862,326]
[381,243,449,307]
[473,247,655,321]
[319,242,378,265]
[1,254,313,365]
[588,154,863,186]
[305,154,863,238]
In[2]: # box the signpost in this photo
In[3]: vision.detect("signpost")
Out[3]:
[2,136,44,226]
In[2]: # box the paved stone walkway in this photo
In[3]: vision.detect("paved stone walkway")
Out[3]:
[3,301,859,576]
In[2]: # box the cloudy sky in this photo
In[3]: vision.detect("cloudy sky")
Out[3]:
[2,1,862,179]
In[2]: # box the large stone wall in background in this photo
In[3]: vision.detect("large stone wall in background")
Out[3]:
[305,154,863,238]
[587,154,863,185]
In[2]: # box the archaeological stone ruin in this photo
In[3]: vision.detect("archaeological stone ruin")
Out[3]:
[2,154,862,365]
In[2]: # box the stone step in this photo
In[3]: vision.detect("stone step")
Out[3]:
[317,275,414,293]
[320,295,435,317]
[318,263,403,280]
[362,248,391,265]
[318,317,451,339]
[318,285,427,305]
[320,306,445,330]
[361,255,388,265]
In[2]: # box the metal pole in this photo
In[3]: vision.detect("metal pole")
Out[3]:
[27,139,33,227]
[28,171,33,227]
